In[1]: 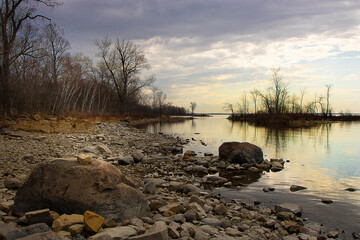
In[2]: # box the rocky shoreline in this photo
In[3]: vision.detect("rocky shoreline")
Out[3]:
[0,118,358,239]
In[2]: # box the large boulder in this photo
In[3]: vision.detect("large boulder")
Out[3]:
[13,159,149,222]
[219,142,264,164]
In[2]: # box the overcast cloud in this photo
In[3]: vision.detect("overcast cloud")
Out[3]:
[40,0,360,112]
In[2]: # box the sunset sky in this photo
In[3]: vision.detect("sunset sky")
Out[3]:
[40,0,360,113]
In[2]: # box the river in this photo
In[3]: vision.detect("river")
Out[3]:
[137,115,360,236]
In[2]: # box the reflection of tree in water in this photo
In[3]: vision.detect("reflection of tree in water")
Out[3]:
[191,119,196,130]
[263,124,332,156]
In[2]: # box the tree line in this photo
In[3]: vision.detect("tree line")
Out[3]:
[224,68,334,117]
[0,0,186,117]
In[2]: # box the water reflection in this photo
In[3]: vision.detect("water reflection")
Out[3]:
[136,116,360,235]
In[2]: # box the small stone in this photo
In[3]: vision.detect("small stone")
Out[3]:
[214,204,228,215]
[68,224,84,237]
[77,154,92,165]
[275,203,303,217]
[352,232,360,239]
[25,208,53,226]
[4,178,23,190]
[345,187,357,192]
[327,231,339,238]
[321,199,333,204]
[159,203,181,214]
[52,214,84,232]
[144,182,157,194]
[84,211,104,234]
[184,210,197,222]
[290,185,307,192]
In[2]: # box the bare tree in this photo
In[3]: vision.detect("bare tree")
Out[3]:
[42,23,70,84]
[250,90,258,114]
[95,37,154,113]
[223,102,234,115]
[299,87,307,113]
[256,68,288,114]
[325,84,333,117]
[0,0,60,115]
[190,101,197,115]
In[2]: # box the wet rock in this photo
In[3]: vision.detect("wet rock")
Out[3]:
[275,203,303,217]
[290,185,307,192]
[345,187,357,192]
[353,232,360,239]
[13,159,149,222]
[321,199,333,204]
[219,142,264,164]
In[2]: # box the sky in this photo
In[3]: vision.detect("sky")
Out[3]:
[39,0,360,113]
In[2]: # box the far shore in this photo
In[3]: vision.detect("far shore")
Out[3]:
[228,113,360,128]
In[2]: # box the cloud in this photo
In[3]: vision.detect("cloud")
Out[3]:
[38,0,360,112]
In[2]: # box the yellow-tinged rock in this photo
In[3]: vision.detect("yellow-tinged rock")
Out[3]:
[84,210,104,233]
[77,154,92,165]
[52,214,84,232]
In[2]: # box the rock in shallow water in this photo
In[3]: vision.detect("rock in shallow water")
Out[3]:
[219,142,264,164]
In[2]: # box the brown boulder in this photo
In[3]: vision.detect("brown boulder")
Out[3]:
[13,159,149,221]
[219,142,264,164]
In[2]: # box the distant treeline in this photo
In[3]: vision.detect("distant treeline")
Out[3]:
[229,113,360,127]
[0,1,186,117]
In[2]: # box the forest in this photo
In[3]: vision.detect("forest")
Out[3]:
[0,0,186,117]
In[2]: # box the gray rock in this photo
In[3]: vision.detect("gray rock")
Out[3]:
[132,151,145,163]
[0,127,11,135]
[15,231,68,240]
[275,203,303,217]
[0,221,17,238]
[89,226,137,239]
[183,184,201,194]
[184,210,197,222]
[129,221,169,240]
[118,155,135,165]
[219,142,264,164]
[200,218,222,227]
[6,223,50,240]
[144,182,157,194]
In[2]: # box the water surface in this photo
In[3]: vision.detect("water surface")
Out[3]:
[138,115,360,236]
